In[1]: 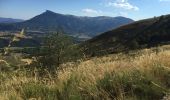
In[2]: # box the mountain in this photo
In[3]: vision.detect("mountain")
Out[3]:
[0,10,133,38]
[0,17,24,23]
[82,14,170,56]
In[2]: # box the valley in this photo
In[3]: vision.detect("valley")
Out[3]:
[0,3,170,100]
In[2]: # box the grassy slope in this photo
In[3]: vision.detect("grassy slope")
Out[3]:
[0,45,170,100]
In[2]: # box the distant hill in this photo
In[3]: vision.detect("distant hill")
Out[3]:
[0,17,24,23]
[0,32,42,48]
[82,14,170,56]
[0,10,133,38]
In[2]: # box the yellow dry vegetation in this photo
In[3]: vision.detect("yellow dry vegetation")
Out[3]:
[0,45,169,100]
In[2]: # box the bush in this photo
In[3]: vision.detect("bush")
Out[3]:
[96,69,167,100]
[21,83,60,100]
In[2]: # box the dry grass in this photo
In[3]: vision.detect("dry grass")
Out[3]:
[0,45,170,100]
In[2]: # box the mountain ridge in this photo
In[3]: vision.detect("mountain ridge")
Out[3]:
[82,14,170,56]
[0,10,134,38]
[0,17,24,23]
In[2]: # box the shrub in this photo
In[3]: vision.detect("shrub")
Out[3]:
[20,83,60,100]
[96,69,167,100]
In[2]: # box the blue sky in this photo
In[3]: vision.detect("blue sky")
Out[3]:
[0,0,170,20]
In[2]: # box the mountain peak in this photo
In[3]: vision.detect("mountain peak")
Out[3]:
[42,10,58,15]
[45,10,54,13]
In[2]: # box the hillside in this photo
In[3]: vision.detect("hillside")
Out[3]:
[0,45,169,100]
[0,10,133,38]
[0,17,24,23]
[83,15,170,56]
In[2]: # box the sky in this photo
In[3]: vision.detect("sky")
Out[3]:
[0,0,170,21]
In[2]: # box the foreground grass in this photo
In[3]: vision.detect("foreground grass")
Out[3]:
[0,47,170,100]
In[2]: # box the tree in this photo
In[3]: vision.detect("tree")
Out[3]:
[36,32,73,71]
[28,32,83,75]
